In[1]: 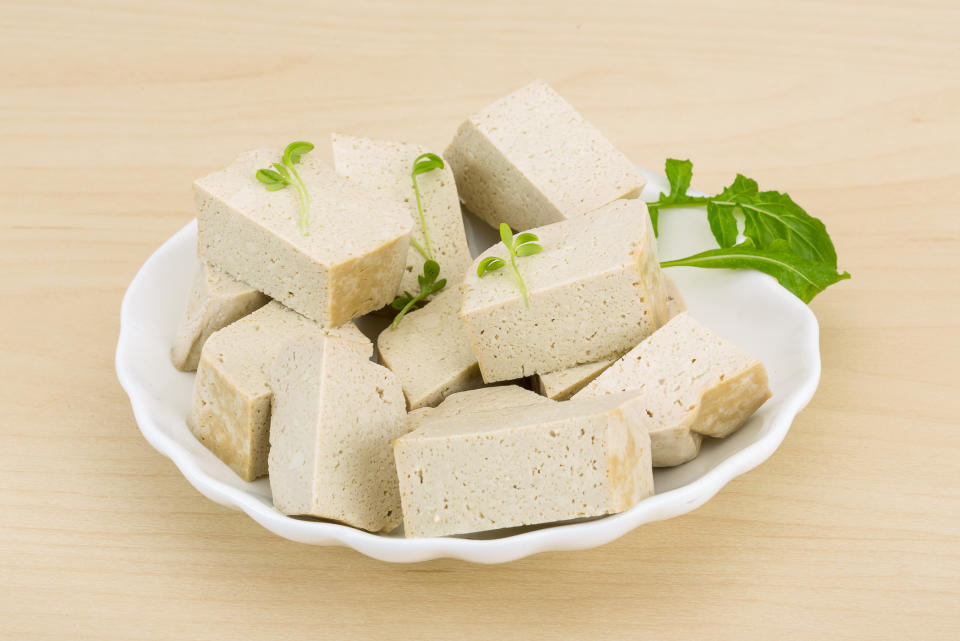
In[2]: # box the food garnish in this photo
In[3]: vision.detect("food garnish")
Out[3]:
[390,259,446,328]
[476,223,543,308]
[256,141,315,235]
[651,159,849,302]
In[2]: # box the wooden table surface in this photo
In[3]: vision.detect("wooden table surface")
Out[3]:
[2,1,958,639]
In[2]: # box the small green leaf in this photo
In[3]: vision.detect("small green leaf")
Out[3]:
[256,143,313,236]
[477,256,506,277]
[411,152,445,177]
[647,158,710,236]
[737,188,837,268]
[256,168,286,185]
[283,141,315,165]
[661,239,849,303]
[390,262,446,328]
[391,293,413,310]
[717,173,758,200]
[664,158,693,201]
[428,278,447,295]
[514,232,539,246]
[515,243,542,257]
[499,223,514,250]
[706,201,739,248]
[272,163,290,179]
[421,259,440,284]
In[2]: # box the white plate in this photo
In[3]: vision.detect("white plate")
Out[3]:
[116,170,820,563]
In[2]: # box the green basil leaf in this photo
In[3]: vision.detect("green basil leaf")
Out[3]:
[272,163,290,179]
[661,239,850,303]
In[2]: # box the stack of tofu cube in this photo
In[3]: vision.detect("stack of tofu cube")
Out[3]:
[172,80,770,537]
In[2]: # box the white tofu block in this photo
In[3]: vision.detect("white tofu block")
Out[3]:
[445,79,645,231]
[394,392,653,538]
[170,262,269,372]
[406,385,554,432]
[573,313,771,467]
[268,336,407,532]
[331,134,472,295]
[460,199,668,383]
[187,302,371,481]
[377,286,484,410]
[534,360,615,403]
[534,274,688,400]
[194,148,412,327]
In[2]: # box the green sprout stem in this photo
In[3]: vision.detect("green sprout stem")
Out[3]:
[391,290,429,329]
[255,141,314,236]
[411,173,434,260]
[647,196,710,212]
[507,253,530,308]
[287,163,310,236]
[476,223,541,309]
[409,237,430,261]
[389,259,445,328]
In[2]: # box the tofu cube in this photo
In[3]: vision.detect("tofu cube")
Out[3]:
[534,274,687,400]
[534,360,615,402]
[377,286,484,410]
[331,134,472,294]
[187,302,371,481]
[394,392,654,538]
[459,199,669,383]
[574,313,771,467]
[406,385,554,431]
[445,79,645,231]
[170,262,269,372]
[268,336,407,532]
[194,149,412,327]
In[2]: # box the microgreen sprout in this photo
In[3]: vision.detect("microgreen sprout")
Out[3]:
[390,259,446,329]
[476,223,542,308]
[256,141,314,235]
[409,152,445,261]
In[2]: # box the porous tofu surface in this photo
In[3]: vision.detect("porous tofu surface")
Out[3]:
[394,393,653,538]
[268,337,407,532]
[331,134,472,294]
[171,262,269,372]
[533,274,688,400]
[377,286,484,410]
[574,312,771,466]
[187,301,371,481]
[459,199,668,382]
[406,385,553,431]
[194,148,412,326]
[534,360,614,402]
[444,79,645,231]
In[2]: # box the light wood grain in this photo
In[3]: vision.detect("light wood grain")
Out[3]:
[1,0,958,639]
